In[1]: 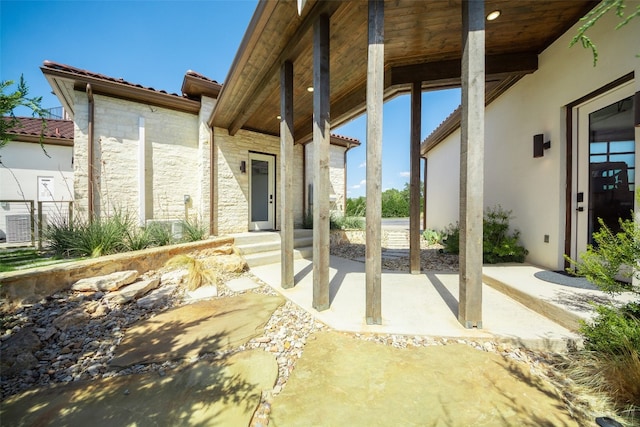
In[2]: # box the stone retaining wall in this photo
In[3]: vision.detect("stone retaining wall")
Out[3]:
[0,236,233,306]
[329,229,391,246]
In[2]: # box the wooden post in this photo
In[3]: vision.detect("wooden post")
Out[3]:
[366,0,384,325]
[280,60,295,289]
[312,14,331,311]
[410,81,422,274]
[459,0,485,329]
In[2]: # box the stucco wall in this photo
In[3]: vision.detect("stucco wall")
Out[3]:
[305,143,348,214]
[425,11,640,269]
[212,127,305,234]
[0,140,73,241]
[73,93,202,223]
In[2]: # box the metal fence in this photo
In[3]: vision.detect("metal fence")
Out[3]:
[0,200,73,248]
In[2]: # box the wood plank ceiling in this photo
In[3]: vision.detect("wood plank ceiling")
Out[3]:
[211,0,597,143]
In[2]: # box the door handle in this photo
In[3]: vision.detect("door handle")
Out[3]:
[269,194,273,204]
[576,206,584,212]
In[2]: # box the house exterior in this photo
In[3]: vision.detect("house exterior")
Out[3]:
[0,118,74,243]
[41,62,358,235]
[422,10,640,271]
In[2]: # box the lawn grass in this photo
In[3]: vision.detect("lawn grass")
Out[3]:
[0,248,77,272]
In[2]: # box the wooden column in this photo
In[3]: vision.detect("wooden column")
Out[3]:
[366,0,384,325]
[423,157,427,231]
[459,0,485,329]
[312,14,331,311]
[410,81,422,274]
[280,60,295,289]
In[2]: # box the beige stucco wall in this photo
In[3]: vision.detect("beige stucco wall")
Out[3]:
[212,127,305,234]
[73,93,204,223]
[426,11,640,269]
[305,143,348,215]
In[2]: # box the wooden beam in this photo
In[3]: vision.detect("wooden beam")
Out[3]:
[366,0,384,325]
[459,0,485,329]
[228,1,341,136]
[295,53,535,144]
[390,52,537,86]
[280,60,295,289]
[410,81,421,274]
[312,13,331,312]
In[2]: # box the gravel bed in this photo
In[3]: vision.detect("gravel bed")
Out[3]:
[0,245,598,426]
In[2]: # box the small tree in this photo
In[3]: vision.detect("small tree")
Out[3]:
[570,0,640,66]
[1,75,48,152]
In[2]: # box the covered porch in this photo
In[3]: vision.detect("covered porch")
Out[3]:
[210,0,598,328]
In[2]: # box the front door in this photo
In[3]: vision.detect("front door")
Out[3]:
[573,81,635,259]
[249,153,275,231]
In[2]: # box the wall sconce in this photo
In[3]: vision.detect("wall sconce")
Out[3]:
[240,160,247,173]
[533,134,551,158]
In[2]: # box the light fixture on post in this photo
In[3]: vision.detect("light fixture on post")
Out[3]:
[240,160,246,173]
[533,134,551,158]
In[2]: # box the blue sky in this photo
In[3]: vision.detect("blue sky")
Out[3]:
[1,0,460,198]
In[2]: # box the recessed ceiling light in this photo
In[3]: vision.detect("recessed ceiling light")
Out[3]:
[306,86,314,92]
[276,115,282,120]
[486,10,501,21]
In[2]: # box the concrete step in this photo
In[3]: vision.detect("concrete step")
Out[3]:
[230,230,315,268]
[244,246,313,268]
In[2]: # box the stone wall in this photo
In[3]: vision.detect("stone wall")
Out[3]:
[305,144,348,215]
[0,236,233,306]
[212,128,305,234]
[73,93,202,222]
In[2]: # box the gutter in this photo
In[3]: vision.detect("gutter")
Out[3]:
[86,84,95,220]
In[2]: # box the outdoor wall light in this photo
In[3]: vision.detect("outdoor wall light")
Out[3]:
[240,160,247,173]
[533,134,551,158]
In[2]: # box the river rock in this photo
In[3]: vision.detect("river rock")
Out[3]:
[0,328,42,377]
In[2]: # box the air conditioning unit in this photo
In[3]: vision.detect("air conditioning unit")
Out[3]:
[145,219,183,240]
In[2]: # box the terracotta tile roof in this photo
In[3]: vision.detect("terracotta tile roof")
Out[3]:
[2,117,73,141]
[185,70,221,85]
[330,133,360,145]
[42,60,187,99]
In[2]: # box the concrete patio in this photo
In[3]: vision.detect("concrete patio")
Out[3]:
[251,255,633,352]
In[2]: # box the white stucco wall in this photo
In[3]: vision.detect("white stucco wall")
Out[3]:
[73,93,202,223]
[213,127,305,234]
[305,143,348,215]
[425,131,460,232]
[426,11,640,269]
[0,140,73,241]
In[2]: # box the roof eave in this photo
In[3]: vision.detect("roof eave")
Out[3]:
[41,66,201,115]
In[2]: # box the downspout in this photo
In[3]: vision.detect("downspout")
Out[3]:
[86,84,95,220]
[343,144,350,214]
[209,127,215,235]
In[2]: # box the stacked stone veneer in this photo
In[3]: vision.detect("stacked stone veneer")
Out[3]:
[70,87,340,235]
[305,144,348,214]
[212,127,305,234]
[73,92,207,223]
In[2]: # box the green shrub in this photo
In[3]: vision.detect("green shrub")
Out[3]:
[441,223,460,254]
[181,217,208,242]
[422,229,441,245]
[330,213,364,230]
[125,226,153,251]
[146,221,175,247]
[581,302,640,355]
[440,206,528,263]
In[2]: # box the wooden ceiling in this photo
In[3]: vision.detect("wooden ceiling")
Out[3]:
[211,0,597,143]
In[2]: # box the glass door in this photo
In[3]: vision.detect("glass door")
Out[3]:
[249,153,275,230]
[574,82,635,257]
